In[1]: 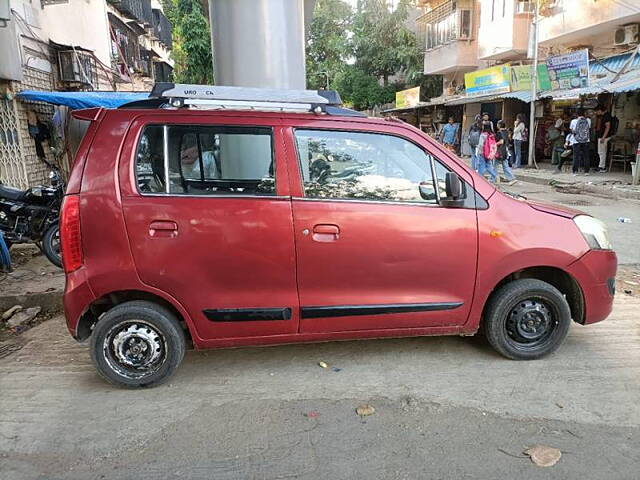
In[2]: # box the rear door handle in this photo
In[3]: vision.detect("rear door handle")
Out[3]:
[312,224,340,242]
[149,220,178,238]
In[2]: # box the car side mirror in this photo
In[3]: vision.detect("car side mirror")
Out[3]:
[418,182,436,201]
[441,172,465,207]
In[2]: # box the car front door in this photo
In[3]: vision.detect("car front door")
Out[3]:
[286,123,479,333]
[119,114,299,342]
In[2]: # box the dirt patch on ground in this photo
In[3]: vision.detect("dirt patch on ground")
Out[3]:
[617,264,640,297]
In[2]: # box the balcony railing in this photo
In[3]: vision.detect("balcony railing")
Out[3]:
[424,8,473,51]
[152,9,172,49]
[108,0,153,27]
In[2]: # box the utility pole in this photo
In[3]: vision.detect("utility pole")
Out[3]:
[528,0,540,168]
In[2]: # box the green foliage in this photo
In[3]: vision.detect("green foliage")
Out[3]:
[170,0,214,84]
[352,0,419,85]
[333,66,396,110]
[306,0,353,90]
[306,0,442,110]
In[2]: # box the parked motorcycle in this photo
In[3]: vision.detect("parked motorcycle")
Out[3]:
[0,166,64,268]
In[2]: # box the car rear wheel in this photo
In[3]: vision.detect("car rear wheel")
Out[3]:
[484,279,571,360]
[90,301,186,388]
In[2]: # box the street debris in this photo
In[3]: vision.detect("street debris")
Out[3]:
[318,361,328,368]
[555,402,564,409]
[524,445,562,467]
[6,306,41,329]
[624,290,633,295]
[617,217,632,223]
[356,404,375,417]
[304,411,319,418]
[331,366,342,372]
[2,305,22,321]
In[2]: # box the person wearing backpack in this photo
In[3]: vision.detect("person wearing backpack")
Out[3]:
[512,114,526,168]
[468,114,482,171]
[570,108,591,175]
[477,121,498,183]
[595,104,615,173]
[496,120,516,185]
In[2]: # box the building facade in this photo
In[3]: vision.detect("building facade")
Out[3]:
[0,0,173,188]
[406,0,640,166]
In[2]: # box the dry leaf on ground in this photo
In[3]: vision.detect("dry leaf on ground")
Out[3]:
[524,445,562,467]
[356,404,375,417]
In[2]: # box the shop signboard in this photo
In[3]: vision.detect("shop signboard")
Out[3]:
[510,64,552,91]
[464,64,511,97]
[395,86,420,109]
[546,49,590,90]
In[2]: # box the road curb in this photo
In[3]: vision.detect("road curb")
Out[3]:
[514,172,640,200]
[0,290,63,315]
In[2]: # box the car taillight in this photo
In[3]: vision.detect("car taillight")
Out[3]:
[60,194,83,273]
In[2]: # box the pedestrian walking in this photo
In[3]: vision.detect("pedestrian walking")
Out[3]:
[496,120,516,185]
[595,104,614,173]
[546,118,565,166]
[570,108,591,175]
[468,114,482,171]
[441,117,459,153]
[513,114,526,168]
[477,121,498,183]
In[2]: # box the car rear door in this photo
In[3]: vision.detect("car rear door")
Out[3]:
[284,121,479,333]
[119,113,299,341]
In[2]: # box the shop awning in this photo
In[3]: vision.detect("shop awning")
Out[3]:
[381,97,446,113]
[444,89,532,106]
[539,67,640,99]
[17,90,149,109]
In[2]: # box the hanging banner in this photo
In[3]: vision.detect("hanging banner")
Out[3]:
[395,86,420,109]
[510,64,552,92]
[464,64,511,97]
[546,49,590,90]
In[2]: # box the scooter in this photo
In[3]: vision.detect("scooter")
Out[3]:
[0,165,64,268]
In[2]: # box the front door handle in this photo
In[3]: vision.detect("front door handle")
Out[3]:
[149,220,178,238]
[312,224,340,242]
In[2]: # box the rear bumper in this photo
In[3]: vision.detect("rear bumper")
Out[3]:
[63,267,96,338]
[567,250,617,325]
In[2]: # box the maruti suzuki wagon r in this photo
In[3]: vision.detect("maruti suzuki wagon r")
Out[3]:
[60,84,617,387]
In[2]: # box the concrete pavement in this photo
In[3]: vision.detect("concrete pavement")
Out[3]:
[1,291,639,479]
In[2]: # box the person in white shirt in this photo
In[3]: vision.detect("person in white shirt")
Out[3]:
[512,114,526,168]
[569,109,591,175]
[555,132,575,173]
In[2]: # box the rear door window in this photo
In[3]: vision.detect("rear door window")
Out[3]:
[135,125,275,196]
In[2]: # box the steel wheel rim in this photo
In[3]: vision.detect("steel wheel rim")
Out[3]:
[505,297,558,351]
[103,321,167,379]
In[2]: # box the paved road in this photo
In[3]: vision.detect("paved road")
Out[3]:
[1,292,639,479]
[501,180,640,265]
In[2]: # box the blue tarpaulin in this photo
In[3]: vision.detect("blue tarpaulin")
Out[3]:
[17,90,149,109]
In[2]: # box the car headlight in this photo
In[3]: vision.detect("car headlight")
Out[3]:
[574,215,612,250]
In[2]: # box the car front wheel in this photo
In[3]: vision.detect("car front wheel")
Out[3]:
[484,279,572,360]
[90,301,186,387]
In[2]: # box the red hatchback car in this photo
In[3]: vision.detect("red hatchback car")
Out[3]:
[61,84,617,387]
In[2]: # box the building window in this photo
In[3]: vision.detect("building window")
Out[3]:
[57,50,98,87]
[426,8,472,49]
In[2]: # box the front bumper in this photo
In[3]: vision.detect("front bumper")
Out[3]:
[567,249,617,325]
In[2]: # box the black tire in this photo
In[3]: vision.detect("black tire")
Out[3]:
[484,279,571,360]
[42,223,62,268]
[90,301,186,388]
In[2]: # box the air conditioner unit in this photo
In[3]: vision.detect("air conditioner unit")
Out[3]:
[614,24,639,46]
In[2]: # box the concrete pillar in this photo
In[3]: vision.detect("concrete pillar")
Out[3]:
[209,0,314,89]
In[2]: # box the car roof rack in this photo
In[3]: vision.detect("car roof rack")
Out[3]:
[119,82,366,117]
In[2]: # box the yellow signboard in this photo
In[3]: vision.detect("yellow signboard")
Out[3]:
[395,86,420,109]
[464,64,511,96]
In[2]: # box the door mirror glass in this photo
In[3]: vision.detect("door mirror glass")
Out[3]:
[418,181,436,201]
[445,172,462,199]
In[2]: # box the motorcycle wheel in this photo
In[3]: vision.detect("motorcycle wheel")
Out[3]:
[42,224,62,268]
